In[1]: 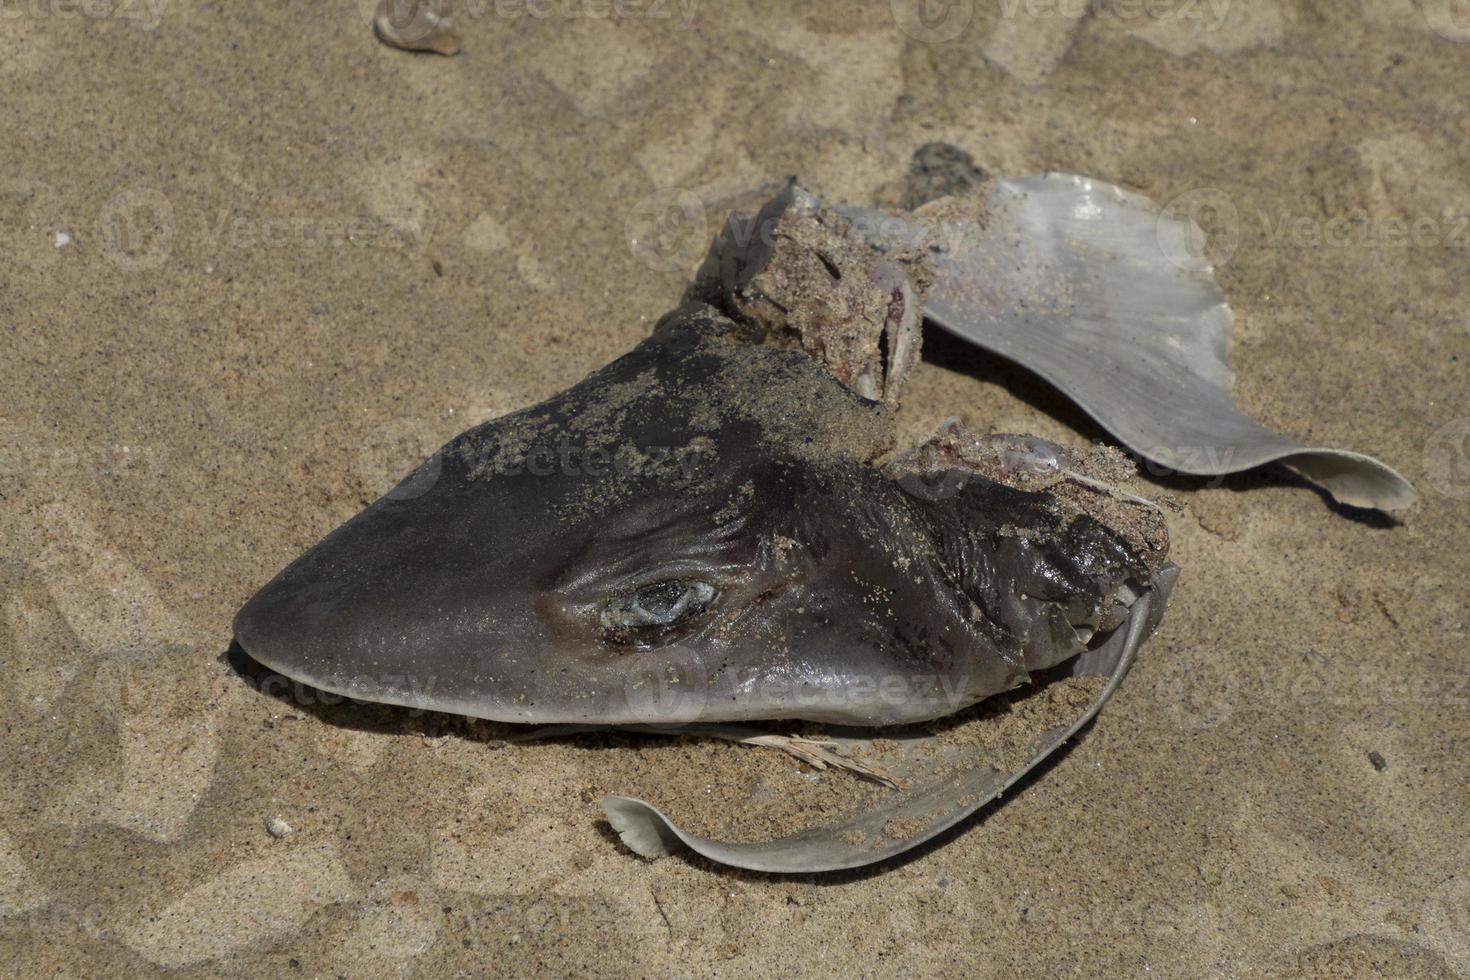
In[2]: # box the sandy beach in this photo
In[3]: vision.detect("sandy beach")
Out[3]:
[2,0,1468,975]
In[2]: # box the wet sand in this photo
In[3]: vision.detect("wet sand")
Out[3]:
[1,1,1468,976]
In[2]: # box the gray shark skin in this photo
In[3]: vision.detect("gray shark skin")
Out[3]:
[234,303,1162,728]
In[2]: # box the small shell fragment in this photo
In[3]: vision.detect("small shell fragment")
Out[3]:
[373,0,462,56]
[265,816,293,838]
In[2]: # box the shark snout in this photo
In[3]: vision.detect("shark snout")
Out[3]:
[232,470,561,720]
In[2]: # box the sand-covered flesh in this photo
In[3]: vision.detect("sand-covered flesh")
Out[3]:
[2,3,1468,978]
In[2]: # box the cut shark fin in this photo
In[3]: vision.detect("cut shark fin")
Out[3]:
[836,174,1416,512]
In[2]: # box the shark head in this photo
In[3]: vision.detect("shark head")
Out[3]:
[234,305,1164,726]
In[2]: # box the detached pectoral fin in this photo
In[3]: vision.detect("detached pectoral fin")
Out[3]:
[837,174,1417,512]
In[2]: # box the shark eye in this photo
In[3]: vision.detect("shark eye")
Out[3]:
[600,579,719,646]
